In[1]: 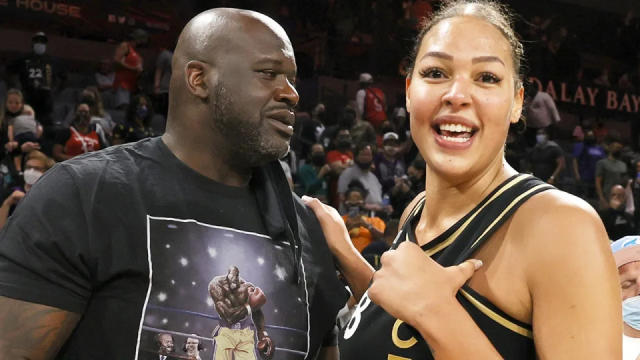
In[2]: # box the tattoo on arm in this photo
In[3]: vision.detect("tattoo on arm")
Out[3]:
[0,296,80,360]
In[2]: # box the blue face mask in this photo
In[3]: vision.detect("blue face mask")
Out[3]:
[623,296,640,330]
[136,105,148,119]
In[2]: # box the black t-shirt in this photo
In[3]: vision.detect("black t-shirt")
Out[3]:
[0,137,346,359]
[9,54,55,92]
[599,208,636,240]
[528,141,563,181]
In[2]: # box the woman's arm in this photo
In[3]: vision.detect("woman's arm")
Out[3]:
[303,196,374,301]
[518,192,621,359]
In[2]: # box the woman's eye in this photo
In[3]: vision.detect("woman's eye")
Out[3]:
[419,68,447,79]
[478,72,501,84]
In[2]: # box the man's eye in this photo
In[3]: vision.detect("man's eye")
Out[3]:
[260,70,277,78]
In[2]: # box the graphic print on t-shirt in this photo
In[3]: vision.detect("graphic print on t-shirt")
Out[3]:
[136,217,310,360]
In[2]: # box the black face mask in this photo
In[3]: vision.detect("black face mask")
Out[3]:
[612,150,622,158]
[311,153,325,166]
[584,136,596,145]
[5,107,23,118]
[336,136,352,150]
[356,160,372,170]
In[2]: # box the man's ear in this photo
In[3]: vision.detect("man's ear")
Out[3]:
[185,60,211,99]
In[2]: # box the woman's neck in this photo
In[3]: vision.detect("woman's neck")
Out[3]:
[416,157,516,245]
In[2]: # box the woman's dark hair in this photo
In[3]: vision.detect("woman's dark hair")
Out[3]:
[346,180,369,200]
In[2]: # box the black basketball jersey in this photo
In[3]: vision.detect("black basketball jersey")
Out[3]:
[339,174,554,359]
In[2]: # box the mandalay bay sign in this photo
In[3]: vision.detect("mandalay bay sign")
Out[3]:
[528,76,640,114]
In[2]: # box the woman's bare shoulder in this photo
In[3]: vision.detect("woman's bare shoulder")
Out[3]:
[398,191,426,232]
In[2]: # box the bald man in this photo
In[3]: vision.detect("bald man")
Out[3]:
[0,8,345,359]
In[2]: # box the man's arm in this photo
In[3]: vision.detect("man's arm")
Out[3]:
[0,296,80,360]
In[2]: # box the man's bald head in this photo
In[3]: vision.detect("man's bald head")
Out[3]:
[173,8,293,76]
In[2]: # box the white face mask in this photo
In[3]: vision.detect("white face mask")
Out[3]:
[33,43,46,55]
[23,168,43,185]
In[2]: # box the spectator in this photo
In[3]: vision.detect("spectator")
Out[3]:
[153,47,173,117]
[0,150,54,229]
[94,58,115,91]
[596,137,628,209]
[2,89,39,170]
[610,236,640,360]
[523,79,561,147]
[361,218,398,270]
[53,103,102,161]
[78,86,115,145]
[113,29,147,109]
[599,184,636,240]
[572,129,605,198]
[526,127,565,185]
[326,128,354,207]
[374,131,406,195]
[112,94,155,145]
[355,73,387,130]
[7,111,42,174]
[7,32,56,127]
[390,157,426,219]
[342,181,385,252]
[297,143,330,202]
[296,103,326,161]
[337,143,384,213]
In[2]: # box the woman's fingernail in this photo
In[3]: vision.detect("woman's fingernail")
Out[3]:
[301,195,311,203]
[472,259,483,270]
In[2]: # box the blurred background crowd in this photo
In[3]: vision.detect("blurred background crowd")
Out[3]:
[1,0,640,267]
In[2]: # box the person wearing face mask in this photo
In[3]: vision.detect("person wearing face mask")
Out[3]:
[342,181,385,253]
[7,32,56,128]
[53,103,103,161]
[374,132,406,195]
[337,143,385,214]
[597,136,629,210]
[64,87,115,145]
[112,94,156,145]
[572,129,606,199]
[297,143,331,202]
[526,127,565,185]
[611,236,640,360]
[0,150,54,229]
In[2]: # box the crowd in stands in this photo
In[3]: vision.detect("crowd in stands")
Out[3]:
[2,0,640,269]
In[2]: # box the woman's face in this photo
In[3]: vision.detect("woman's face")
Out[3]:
[6,94,23,114]
[406,16,523,181]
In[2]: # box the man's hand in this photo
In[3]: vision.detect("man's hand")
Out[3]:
[257,331,274,360]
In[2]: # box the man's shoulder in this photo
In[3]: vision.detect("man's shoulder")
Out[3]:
[58,138,163,180]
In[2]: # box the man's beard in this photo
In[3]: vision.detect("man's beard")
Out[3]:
[211,83,288,167]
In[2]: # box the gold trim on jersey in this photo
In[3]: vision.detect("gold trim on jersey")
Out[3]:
[471,183,550,248]
[391,319,418,349]
[411,174,528,256]
[459,289,533,338]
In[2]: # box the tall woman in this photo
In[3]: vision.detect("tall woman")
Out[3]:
[304,1,621,358]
